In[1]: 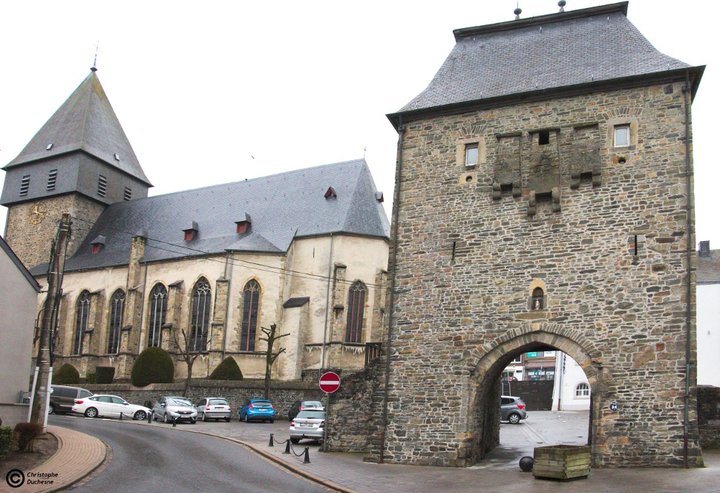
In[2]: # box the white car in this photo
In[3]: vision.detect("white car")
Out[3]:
[289,410,325,444]
[72,394,151,420]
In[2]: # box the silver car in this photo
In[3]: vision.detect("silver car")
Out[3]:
[289,410,325,444]
[500,395,527,424]
[153,396,198,424]
[195,397,232,422]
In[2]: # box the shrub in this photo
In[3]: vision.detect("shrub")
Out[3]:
[53,364,80,384]
[85,372,96,384]
[209,357,243,380]
[95,366,116,384]
[131,347,174,387]
[0,426,12,456]
[13,422,43,452]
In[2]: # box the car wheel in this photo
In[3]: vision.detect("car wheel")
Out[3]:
[224,417,231,423]
[134,410,147,421]
[48,404,55,415]
[202,413,208,422]
[191,418,197,424]
[244,414,249,423]
[508,413,521,424]
[84,407,99,418]
[290,437,300,444]
[163,413,170,423]
[269,419,274,424]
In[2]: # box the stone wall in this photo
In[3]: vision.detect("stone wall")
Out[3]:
[380,81,701,467]
[698,386,720,449]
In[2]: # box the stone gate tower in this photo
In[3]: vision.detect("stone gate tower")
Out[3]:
[379,2,704,467]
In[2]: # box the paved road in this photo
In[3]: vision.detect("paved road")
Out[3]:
[50,415,332,492]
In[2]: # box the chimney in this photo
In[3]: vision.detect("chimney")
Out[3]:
[698,240,710,257]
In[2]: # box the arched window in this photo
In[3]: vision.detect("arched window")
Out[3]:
[345,281,366,343]
[575,382,590,398]
[73,291,91,355]
[241,280,260,351]
[189,278,211,352]
[107,289,125,354]
[148,284,168,347]
[531,287,545,310]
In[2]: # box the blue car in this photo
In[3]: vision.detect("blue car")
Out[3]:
[238,398,277,423]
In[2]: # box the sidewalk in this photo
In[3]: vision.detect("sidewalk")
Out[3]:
[11,418,720,493]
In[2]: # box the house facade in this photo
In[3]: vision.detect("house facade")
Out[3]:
[1,71,390,382]
[0,236,40,426]
[697,240,720,388]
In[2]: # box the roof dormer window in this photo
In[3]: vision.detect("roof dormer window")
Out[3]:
[325,186,337,199]
[235,213,252,234]
[183,221,199,241]
[90,235,106,254]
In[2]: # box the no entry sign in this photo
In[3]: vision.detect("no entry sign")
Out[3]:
[319,371,341,393]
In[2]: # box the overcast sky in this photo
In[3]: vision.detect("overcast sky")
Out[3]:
[1,0,717,248]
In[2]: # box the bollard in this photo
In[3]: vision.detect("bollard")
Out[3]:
[284,441,291,454]
[148,411,153,424]
[269,433,274,447]
[303,447,311,464]
[172,416,177,427]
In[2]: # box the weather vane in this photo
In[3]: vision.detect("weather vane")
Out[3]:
[91,41,99,72]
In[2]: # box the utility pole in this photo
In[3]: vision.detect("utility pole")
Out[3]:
[30,213,71,429]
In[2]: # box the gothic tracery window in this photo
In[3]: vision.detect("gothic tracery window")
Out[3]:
[241,280,260,351]
[107,289,125,354]
[189,278,211,352]
[73,290,91,355]
[148,284,167,347]
[345,281,366,343]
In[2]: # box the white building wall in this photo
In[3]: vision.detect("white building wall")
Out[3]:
[552,353,591,411]
[697,283,720,387]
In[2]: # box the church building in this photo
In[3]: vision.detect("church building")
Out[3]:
[1,69,390,381]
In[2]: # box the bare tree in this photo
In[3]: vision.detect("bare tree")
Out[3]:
[172,328,207,397]
[260,323,289,399]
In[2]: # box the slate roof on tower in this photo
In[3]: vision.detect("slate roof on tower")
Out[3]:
[32,159,389,274]
[388,2,704,126]
[3,69,151,186]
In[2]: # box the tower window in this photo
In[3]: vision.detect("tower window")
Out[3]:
[538,130,550,145]
[124,187,132,201]
[98,175,107,197]
[531,287,545,310]
[20,175,30,196]
[614,124,630,147]
[345,281,367,343]
[47,169,58,191]
[464,143,479,166]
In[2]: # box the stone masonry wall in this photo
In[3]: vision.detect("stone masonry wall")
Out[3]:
[381,81,701,467]
[698,385,720,449]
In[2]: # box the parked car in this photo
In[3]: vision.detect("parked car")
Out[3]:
[238,398,276,423]
[195,397,232,422]
[49,385,93,415]
[500,395,527,424]
[72,394,151,420]
[288,400,324,421]
[289,410,325,444]
[152,396,198,424]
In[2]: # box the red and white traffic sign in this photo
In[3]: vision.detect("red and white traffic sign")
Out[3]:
[319,371,341,394]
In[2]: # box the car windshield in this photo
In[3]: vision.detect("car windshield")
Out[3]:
[168,398,192,406]
[209,399,228,406]
[296,411,325,419]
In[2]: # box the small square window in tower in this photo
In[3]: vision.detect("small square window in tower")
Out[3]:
[614,124,630,147]
[464,143,479,167]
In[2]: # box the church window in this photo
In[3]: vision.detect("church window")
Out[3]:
[73,291,91,355]
[47,169,57,191]
[189,278,211,352]
[148,284,167,347]
[107,289,125,354]
[241,280,260,351]
[575,382,590,398]
[97,175,107,197]
[124,187,132,201]
[464,143,479,166]
[345,281,366,343]
[20,175,30,196]
[614,124,630,147]
[531,287,545,310]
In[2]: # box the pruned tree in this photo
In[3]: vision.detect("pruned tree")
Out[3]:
[172,328,207,396]
[260,323,289,398]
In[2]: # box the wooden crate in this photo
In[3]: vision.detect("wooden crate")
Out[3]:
[533,445,591,480]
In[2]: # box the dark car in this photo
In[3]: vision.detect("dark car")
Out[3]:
[500,395,527,424]
[288,400,324,421]
[238,398,276,423]
[49,385,93,415]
